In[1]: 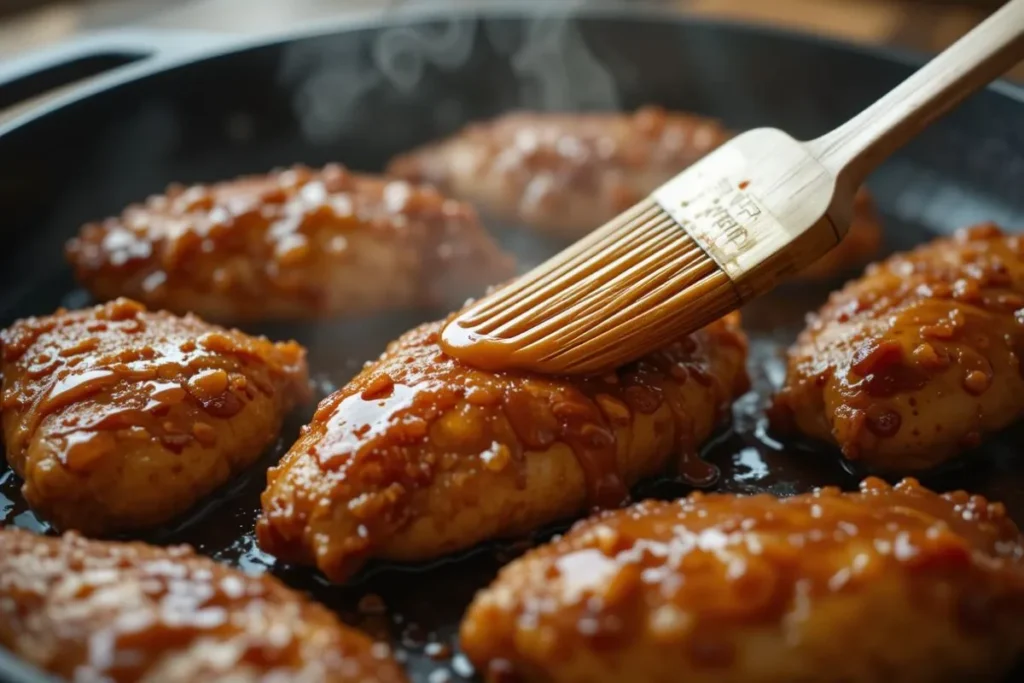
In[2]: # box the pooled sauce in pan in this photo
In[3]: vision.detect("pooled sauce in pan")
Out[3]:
[3,216,1024,682]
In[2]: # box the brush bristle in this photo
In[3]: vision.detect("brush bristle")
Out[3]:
[443,199,741,374]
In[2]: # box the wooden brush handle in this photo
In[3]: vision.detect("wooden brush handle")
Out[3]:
[810,0,1024,189]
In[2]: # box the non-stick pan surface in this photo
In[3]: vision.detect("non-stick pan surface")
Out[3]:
[2,4,1024,682]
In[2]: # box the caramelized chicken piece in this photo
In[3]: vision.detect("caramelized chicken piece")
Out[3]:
[387,106,881,280]
[0,528,406,683]
[771,223,1024,472]
[0,298,309,535]
[65,164,514,323]
[257,313,748,582]
[462,478,1024,683]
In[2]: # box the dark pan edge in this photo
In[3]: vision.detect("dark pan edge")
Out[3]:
[1,0,1022,144]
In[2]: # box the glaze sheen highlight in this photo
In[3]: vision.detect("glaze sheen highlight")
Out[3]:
[462,478,1024,683]
[0,298,309,534]
[66,164,514,322]
[0,529,407,683]
[772,223,1024,471]
[257,313,748,582]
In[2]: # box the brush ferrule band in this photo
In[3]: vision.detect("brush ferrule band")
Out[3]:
[651,179,754,285]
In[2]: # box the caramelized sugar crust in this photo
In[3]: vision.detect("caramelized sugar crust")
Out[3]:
[772,224,1024,471]
[257,313,748,582]
[66,164,514,322]
[461,478,1024,683]
[0,529,406,683]
[0,298,309,534]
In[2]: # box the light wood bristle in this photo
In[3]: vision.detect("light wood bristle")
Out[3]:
[448,201,742,374]
[461,201,663,328]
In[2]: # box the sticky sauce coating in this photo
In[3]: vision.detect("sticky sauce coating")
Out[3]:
[0,529,406,683]
[461,478,1024,683]
[65,164,514,322]
[257,313,748,583]
[772,223,1024,471]
[387,106,882,280]
[0,298,310,535]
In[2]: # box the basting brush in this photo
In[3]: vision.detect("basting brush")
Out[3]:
[440,0,1024,375]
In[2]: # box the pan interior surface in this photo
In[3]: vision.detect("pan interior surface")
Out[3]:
[1,9,1024,683]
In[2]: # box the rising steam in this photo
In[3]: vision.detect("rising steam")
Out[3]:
[280,0,623,144]
[485,6,620,111]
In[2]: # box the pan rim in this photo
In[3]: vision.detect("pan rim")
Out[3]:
[1,0,1022,143]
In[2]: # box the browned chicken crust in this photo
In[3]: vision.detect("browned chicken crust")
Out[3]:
[461,478,1024,683]
[65,164,514,323]
[257,313,748,582]
[0,298,309,535]
[0,528,407,683]
[771,223,1024,472]
[387,106,881,280]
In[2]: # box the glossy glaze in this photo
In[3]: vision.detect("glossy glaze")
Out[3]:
[0,528,406,683]
[66,165,515,323]
[5,277,1024,683]
[257,312,749,582]
[0,12,1021,683]
[461,478,1024,683]
[772,223,1024,471]
[0,298,309,534]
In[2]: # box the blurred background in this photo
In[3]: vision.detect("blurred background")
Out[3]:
[0,0,1015,73]
[0,0,1017,129]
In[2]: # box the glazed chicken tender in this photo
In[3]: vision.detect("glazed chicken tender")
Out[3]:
[0,528,406,683]
[0,298,309,535]
[65,164,514,323]
[257,313,748,582]
[387,106,881,280]
[772,223,1024,472]
[461,478,1024,683]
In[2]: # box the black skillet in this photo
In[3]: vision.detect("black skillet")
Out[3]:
[2,3,1024,682]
